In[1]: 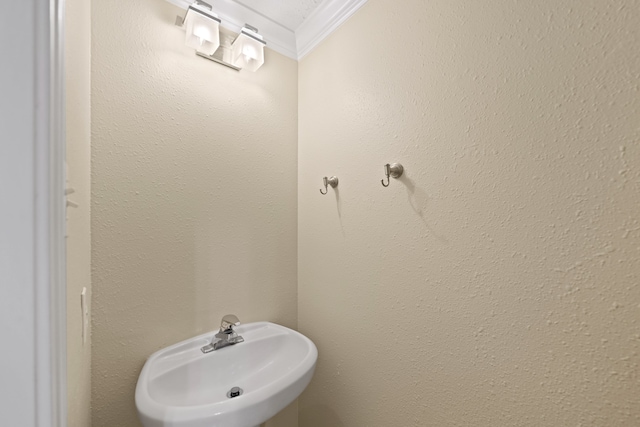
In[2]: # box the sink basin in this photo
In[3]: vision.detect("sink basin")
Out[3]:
[135,322,317,427]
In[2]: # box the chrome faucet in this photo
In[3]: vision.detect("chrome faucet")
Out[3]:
[201,314,245,353]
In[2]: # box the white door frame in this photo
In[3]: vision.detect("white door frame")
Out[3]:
[0,0,67,425]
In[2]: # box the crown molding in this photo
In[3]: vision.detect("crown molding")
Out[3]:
[165,0,368,60]
[295,0,368,60]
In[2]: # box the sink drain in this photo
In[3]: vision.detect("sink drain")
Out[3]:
[227,387,243,398]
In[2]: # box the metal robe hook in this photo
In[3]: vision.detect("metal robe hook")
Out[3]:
[320,176,339,195]
[381,163,404,187]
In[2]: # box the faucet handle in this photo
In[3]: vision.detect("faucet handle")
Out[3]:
[220,314,240,332]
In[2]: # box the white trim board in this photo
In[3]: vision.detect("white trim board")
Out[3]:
[0,0,66,425]
[165,0,368,60]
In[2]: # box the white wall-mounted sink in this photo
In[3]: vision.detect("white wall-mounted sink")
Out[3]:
[135,322,317,427]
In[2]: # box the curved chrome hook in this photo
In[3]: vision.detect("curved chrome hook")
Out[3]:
[320,177,329,195]
[320,176,339,195]
[381,164,391,187]
[381,163,403,187]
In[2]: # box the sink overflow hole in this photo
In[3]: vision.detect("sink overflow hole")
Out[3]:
[227,387,243,398]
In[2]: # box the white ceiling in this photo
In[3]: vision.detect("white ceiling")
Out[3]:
[167,0,368,59]
[231,0,324,32]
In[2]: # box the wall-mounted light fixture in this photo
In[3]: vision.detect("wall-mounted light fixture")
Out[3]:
[230,25,266,72]
[176,1,266,72]
[182,1,221,56]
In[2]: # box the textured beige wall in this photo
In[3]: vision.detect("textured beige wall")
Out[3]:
[90,0,298,426]
[66,0,92,424]
[298,0,640,426]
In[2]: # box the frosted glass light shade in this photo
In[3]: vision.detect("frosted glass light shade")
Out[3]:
[231,28,266,72]
[184,7,221,56]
